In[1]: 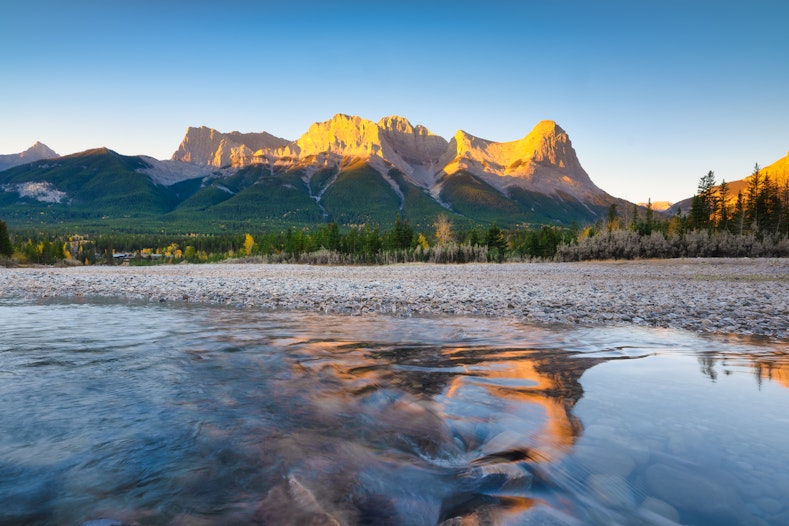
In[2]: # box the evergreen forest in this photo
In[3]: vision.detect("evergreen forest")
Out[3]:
[2,166,788,267]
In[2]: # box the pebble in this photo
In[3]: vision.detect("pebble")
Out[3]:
[573,444,636,477]
[644,463,740,517]
[1,259,787,338]
[639,497,680,523]
[586,473,637,510]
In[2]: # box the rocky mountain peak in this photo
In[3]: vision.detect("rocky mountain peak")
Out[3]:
[524,120,575,166]
[378,117,448,164]
[378,115,416,135]
[441,120,598,200]
[168,114,609,202]
[172,126,289,167]
[291,114,385,159]
[0,141,60,171]
[23,142,59,159]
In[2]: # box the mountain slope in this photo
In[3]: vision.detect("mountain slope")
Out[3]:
[0,148,183,227]
[0,115,633,232]
[441,121,604,201]
[0,142,59,172]
[169,114,623,227]
[171,115,607,199]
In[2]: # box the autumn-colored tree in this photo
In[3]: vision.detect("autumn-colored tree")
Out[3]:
[243,233,255,256]
[434,214,453,246]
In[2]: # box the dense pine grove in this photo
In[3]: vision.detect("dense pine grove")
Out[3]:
[2,167,788,266]
[559,166,789,260]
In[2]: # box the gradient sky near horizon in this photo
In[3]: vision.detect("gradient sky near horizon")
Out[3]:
[1,1,787,203]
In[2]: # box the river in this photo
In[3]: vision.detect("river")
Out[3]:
[1,298,787,525]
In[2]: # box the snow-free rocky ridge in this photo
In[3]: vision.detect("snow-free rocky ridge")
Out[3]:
[172,114,613,203]
[0,116,632,228]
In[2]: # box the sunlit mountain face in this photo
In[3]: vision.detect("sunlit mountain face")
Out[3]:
[0,115,634,231]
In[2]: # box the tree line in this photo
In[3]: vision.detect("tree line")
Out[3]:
[2,165,787,266]
[2,215,565,266]
[688,164,788,236]
[558,165,789,260]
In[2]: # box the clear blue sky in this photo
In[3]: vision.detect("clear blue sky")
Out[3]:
[1,1,787,203]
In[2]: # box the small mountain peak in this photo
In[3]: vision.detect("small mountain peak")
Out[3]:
[532,120,561,133]
[452,130,490,155]
[22,141,58,159]
[65,147,116,158]
[326,113,364,126]
[295,114,383,158]
[172,126,289,166]
[378,115,414,134]
[520,120,568,143]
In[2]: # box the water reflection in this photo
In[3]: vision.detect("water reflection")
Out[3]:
[696,344,789,389]
[237,338,607,524]
[0,299,787,525]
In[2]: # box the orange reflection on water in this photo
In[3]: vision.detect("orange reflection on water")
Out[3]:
[441,348,596,463]
[754,358,789,389]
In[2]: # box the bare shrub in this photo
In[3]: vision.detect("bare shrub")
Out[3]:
[557,229,788,261]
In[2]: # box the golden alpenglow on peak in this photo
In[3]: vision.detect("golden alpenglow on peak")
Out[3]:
[441,120,600,200]
[378,115,415,134]
[447,120,571,174]
[169,114,610,202]
[292,114,384,158]
[377,115,440,138]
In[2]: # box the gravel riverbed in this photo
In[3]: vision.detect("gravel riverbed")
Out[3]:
[2,258,787,338]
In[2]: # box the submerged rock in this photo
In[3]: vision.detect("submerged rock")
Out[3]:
[81,520,132,526]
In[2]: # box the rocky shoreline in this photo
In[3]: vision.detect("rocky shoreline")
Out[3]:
[2,258,787,339]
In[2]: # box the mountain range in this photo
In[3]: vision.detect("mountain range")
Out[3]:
[5,113,777,234]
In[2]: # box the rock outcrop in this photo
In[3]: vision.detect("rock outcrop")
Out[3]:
[171,126,290,168]
[441,120,600,200]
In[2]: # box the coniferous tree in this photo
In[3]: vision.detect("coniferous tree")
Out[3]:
[778,179,789,236]
[718,179,730,231]
[485,223,507,262]
[644,199,654,235]
[746,163,762,232]
[325,222,341,251]
[0,220,12,258]
[735,191,745,235]
[761,172,782,234]
[629,203,639,231]
[689,171,716,230]
[606,204,619,232]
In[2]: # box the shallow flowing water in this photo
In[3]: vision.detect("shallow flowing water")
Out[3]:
[0,298,787,525]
